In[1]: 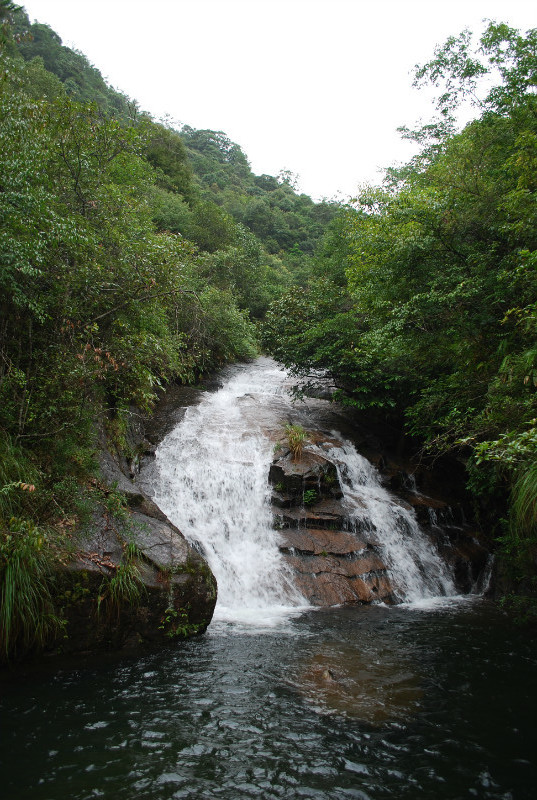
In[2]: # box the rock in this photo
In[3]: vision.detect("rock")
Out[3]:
[431,527,490,593]
[53,494,217,657]
[269,433,490,606]
[46,414,218,660]
[269,449,342,504]
[270,447,395,606]
[278,528,368,556]
[144,384,215,445]
[274,503,346,531]
[387,478,490,594]
[279,527,393,606]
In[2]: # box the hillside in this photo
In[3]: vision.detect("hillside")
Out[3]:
[0,3,342,660]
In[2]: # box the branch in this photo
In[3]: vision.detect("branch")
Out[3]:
[88,288,199,325]
[16,423,74,440]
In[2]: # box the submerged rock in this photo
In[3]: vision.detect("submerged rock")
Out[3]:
[295,643,423,725]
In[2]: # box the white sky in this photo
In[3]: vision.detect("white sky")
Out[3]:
[21,0,537,201]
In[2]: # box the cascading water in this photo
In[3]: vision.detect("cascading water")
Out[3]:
[317,439,457,603]
[141,360,308,626]
[141,358,457,625]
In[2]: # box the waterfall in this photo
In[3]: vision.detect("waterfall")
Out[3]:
[319,439,457,603]
[141,360,308,626]
[141,359,457,625]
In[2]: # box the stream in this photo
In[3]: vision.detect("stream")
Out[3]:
[1,359,536,799]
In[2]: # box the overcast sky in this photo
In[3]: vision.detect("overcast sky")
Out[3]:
[21,0,537,201]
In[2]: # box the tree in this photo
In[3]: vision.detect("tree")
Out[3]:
[262,22,537,587]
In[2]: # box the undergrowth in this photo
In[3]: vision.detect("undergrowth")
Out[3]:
[0,517,62,660]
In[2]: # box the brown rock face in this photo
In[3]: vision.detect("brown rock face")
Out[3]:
[270,449,395,606]
[270,441,490,607]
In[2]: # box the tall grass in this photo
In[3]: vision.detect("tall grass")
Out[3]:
[285,423,309,461]
[0,517,59,659]
[511,461,537,539]
[99,540,144,617]
[0,433,62,659]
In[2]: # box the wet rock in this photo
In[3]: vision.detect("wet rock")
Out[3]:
[279,527,393,606]
[58,510,216,655]
[274,504,346,531]
[302,571,393,606]
[270,447,395,606]
[270,434,490,606]
[388,479,490,594]
[48,423,218,660]
[432,528,490,593]
[269,449,342,504]
[278,528,368,556]
[143,385,209,444]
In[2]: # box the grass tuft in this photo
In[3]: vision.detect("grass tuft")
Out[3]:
[285,424,309,461]
[511,462,537,538]
[0,517,60,659]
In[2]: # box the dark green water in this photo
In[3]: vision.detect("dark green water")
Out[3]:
[1,599,536,800]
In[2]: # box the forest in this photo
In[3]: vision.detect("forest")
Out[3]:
[262,24,537,615]
[1,0,537,659]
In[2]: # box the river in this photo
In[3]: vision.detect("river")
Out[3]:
[1,359,536,799]
[1,602,536,799]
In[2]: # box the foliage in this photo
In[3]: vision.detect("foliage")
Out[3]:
[261,21,537,593]
[12,8,132,115]
[303,489,318,507]
[158,604,204,639]
[98,539,144,617]
[180,124,340,265]
[0,516,60,659]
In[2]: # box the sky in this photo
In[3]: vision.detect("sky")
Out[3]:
[20,0,537,201]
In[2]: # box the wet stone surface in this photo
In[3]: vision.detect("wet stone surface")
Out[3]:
[270,447,394,605]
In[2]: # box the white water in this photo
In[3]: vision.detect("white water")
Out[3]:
[142,360,308,627]
[318,438,457,603]
[141,359,457,624]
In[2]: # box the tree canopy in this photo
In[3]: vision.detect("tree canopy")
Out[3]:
[0,4,340,622]
[262,22,537,601]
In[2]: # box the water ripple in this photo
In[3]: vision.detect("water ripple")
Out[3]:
[1,602,536,799]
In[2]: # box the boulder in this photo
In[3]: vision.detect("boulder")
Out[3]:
[49,438,217,658]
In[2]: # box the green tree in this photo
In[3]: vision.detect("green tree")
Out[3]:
[262,22,537,590]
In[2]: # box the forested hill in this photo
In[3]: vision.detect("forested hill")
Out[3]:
[0,1,346,659]
[11,7,338,281]
[2,0,537,663]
